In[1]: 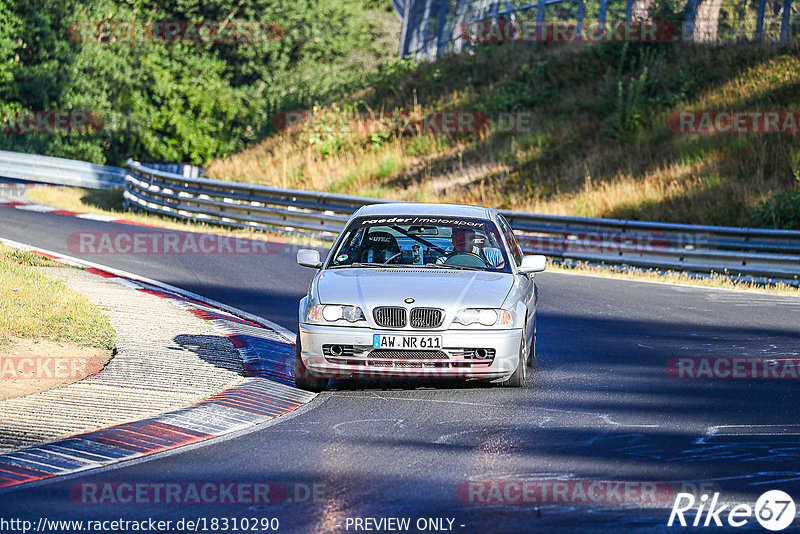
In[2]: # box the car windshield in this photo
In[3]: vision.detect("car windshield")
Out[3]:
[328,215,511,273]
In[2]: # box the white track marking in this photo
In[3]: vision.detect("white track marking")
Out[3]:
[75,213,118,222]
[546,270,800,297]
[14,204,57,212]
[694,424,800,445]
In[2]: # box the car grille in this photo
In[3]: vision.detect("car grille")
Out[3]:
[369,349,449,359]
[410,307,444,328]
[322,346,494,368]
[373,306,407,328]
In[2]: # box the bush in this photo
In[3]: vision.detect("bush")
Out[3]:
[751,189,800,229]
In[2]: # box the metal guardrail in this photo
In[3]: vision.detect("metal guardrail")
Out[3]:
[125,159,800,282]
[398,0,797,59]
[0,150,126,189]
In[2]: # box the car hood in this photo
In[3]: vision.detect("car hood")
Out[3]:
[316,268,514,311]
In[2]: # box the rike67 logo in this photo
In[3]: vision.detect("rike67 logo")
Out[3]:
[668,490,796,531]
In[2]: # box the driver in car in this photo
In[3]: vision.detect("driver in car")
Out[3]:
[446,227,504,267]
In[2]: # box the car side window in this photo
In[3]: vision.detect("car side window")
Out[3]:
[498,215,523,266]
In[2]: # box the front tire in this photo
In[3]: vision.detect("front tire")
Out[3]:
[527,317,536,368]
[294,332,328,392]
[501,335,527,387]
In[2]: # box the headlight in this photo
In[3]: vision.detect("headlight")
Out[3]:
[452,308,512,327]
[307,304,365,323]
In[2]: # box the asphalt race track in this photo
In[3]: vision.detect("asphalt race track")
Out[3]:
[1,206,799,533]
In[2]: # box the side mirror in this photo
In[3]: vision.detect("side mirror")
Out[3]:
[297,249,322,269]
[519,254,547,273]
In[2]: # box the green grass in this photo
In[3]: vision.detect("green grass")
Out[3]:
[0,245,116,349]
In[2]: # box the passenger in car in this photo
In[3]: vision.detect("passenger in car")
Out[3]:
[361,231,401,263]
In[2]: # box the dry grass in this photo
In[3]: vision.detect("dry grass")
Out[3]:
[0,245,116,349]
[207,42,800,228]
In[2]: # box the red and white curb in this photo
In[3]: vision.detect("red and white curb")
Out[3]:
[0,185,165,228]
[0,238,312,492]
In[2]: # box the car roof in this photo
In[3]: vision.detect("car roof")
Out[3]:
[354,202,495,220]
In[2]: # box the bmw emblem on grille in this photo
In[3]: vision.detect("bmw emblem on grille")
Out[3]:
[404,297,415,304]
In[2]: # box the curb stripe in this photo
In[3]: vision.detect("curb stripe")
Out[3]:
[85,267,117,278]
[204,397,298,415]
[44,439,135,460]
[39,443,130,463]
[0,241,315,492]
[0,196,169,230]
[227,335,248,348]
[191,310,261,327]
[0,463,49,479]
[206,393,300,412]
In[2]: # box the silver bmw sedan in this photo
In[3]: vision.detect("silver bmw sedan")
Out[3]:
[294,203,546,391]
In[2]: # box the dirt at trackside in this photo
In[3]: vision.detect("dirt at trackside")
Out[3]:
[0,336,112,401]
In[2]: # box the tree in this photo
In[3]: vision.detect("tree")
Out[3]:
[688,0,725,41]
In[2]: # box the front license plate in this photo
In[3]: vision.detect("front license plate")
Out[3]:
[373,334,442,349]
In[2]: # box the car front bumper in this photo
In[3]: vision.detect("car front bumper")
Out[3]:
[298,323,523,381]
